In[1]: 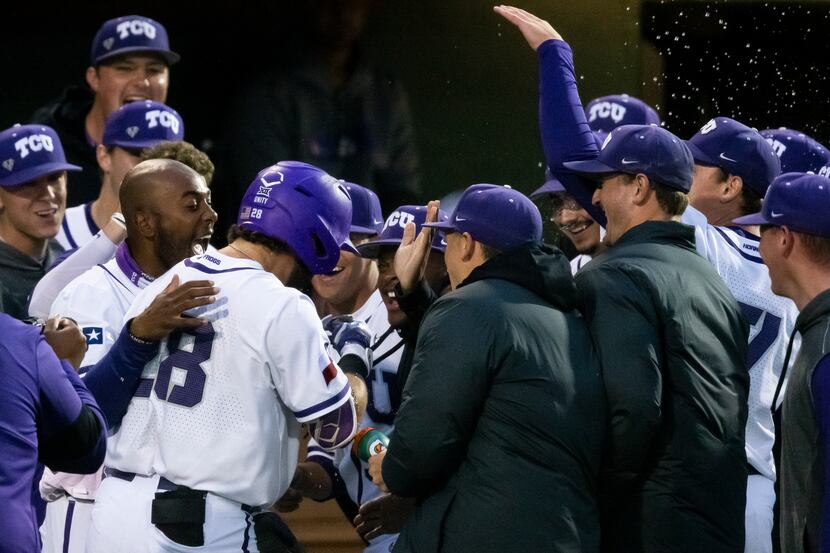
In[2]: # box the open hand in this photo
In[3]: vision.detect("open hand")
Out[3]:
[394,200,440,294]
[128,275,218,341]
[494,5,563,50]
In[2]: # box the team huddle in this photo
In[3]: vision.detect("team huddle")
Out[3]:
[1,6,830,553]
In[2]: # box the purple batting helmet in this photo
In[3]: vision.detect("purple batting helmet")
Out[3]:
[237,161,356,274]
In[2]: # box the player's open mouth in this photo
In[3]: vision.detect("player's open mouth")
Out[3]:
[123,95,150,104]
[562,219,594,236]
[381,288,399,311]
[35,208,58,219]
[326,266,344,276]
[192,236,211,255]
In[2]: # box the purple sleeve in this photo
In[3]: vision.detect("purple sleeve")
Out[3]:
[810,353,830,553]
[81,322,159,429]
[537,39,606,226]
[37,338,107,473]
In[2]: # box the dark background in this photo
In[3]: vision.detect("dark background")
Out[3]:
[3,0,829,226]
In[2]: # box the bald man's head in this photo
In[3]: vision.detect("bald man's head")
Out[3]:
[120,158,203,224]
[121,158,217,270]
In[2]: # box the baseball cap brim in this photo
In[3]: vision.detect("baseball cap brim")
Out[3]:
[340,239,360,255]
[684,140,720,167]
[96,47,181,66]
[530,179,566,198]
[105,138,172,150]
[732,211,772,226]
[349,224,380,235]
[562,158,620,178]
[421,220,458,232]
[0,162,82,188]
[357,236,447,259]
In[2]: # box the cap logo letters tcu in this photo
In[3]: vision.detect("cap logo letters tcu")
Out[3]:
[14,134,54,159]
[116,19,157,40]
[699,119,717,135]
[145,110,180,134]
[385,211,415,230]
[588,102,627,124]
[765,138,787,157]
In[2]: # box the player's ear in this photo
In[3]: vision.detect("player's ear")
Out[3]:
[96,145,112,174]
[722,175,743,203]
[134,209,156,239]
[632,174,652,206]
[460,232,477,262]
[86,66,99,93]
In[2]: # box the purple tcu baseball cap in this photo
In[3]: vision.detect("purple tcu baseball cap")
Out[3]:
[423,184,542,251]
[102,101,184,150]
[357,205,449,258]
[563,124,694,192]
[733,172,830,237]
[585,94,661,139]
[0,124,81,187]
[760,128,830,174]
[343,182,383,235]
[91,15,180,66]
[686,117,781,197]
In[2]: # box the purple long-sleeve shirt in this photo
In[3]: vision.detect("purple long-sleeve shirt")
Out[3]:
[537,39,606,226]
[811,354,830,553]
[0,314,106,553]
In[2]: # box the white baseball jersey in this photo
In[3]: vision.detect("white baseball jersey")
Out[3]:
[57,202,100,251]
[108,252,351,507]
[308,289,404,552]
[570,254,592,274]
[683,206,799,479]
[39,243,150,553]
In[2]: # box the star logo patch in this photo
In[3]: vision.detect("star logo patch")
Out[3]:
[83,327,104,345]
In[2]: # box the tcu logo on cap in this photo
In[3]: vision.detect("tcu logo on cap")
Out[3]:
[145,110,180,134]
[699,119,718,135]
[765,138,787,158]
[384,210,415,230]
[116,19,157,40]
[14,134,54,159]
[819,166,830,178]
[588,102,627,124]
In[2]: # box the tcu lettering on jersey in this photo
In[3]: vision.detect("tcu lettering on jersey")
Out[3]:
[588,102,627,124]
[115,20,157,40]
[145,110,180,135]
[384,211,415,231]
[14,134,54,158]
[766,138,787,158]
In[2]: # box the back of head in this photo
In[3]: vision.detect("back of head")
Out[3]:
[235,161,353,274]
[140,141,214,185]
[760,128,830,174]
[686,117,781,197]
[585,94,661,137]
[424,184,543,253]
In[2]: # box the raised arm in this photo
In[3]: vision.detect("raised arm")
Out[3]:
[495,6,605,225]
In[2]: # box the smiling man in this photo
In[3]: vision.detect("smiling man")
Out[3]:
[33,15,179,206]
[0,124,81,318]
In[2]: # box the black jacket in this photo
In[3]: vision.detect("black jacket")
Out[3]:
[576,221,749,553]
[31,86,99,206]
[779,289,830,553]
[384,243,605,553]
